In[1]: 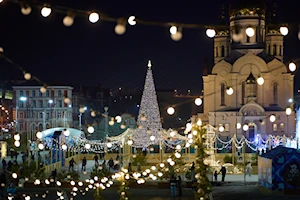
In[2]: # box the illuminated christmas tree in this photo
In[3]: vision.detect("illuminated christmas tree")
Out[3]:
[133,60,163,148]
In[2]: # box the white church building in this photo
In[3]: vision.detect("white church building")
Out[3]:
[198,1,295,141]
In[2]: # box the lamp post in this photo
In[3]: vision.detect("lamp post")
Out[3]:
[79,106,87,130]
[286,107,292,136]
[16,96,27,132]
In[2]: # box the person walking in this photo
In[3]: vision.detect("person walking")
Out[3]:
[246,162,252,177]
[177,176,182,196]
[108,158,114,172]
[82,157,87,172]
[169,174,177,197]
[93,154,99,166]
[69,158,77,171]
[214,170,218,182]
[0,173,6,198]
[220,165,227,182]
[2,159,6,171]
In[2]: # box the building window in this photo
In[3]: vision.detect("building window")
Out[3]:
[273,44,277,56]
[32,90,36,97]
[273,82,278,104]
[46,90,50,97]
[31,100,36,108]
[58,100,62,107]
[20,102,24,108]
[46,112,50,120]
[58,90,62,97]
[225,124,230,132]
[19,112,23,119]
[241,82,245,105]
[220,83,225,106]
[221,46,225,57]
[280,123,284,132]
[20,90,23,96]
[39,100,43,108]
[279,45,282,56]
[273,124,277,132]
[32,112,36,119]
[246,35,250,43]
[20,123,23,131]
[57,111,62,118]
[39,112,43,118]
[39,92,43,97]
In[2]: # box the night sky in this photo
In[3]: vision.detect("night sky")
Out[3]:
[0,0,300,93]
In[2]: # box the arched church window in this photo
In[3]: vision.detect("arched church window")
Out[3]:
[241,82,245,105]
[221,46,225,57]
[273,44,277,56]
[246,35,250,43]
[216,47,219,57]
[221,83,225,106]
[279,45,282,56]
[273,82,278,104]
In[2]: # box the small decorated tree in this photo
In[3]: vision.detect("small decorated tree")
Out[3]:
[193,124,212,200]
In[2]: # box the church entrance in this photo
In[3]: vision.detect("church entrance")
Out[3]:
[249,126,255,141]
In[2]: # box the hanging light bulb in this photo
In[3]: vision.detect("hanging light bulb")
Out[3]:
[115,19,126,35]
[194,98,202,106]
[40,86,47,93]
[120,124,126,129]
[91,111,96,117]
[115,115,122,123]
[243,124,249,131]
[89,12,99,23]
[171,31,182,41]
[41,6,52,17]
[63,129,70,137]
[245,27,255,37]
[14,140,20,147]
[24,72,31,80]
[36,131,43,139]
[150,135,156,141]
[269,114,276,122]
[206,28,216,38]
[236,123,241,129]
[280,26,289,36]
[62,144,67,150]
[167,107,175,115]
[169,26,177,35]
[226,87,234,95]
[286,107,292,116]
[63,15,74,27]
[107,142,112,148]
[87,126,94,134]
[85,143,91,149]
[127,16,136,26]
[289,62,296,72]
[257,76,264,85]
[21,5,32,15]
[127,140,133,145]
[219,126,225,132]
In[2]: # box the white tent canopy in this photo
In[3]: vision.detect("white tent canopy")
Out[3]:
[40,127,85,139]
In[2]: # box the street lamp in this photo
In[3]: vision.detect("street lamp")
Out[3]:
[78,106,87,130]
[16,96,27,132]
[286,107,292,136]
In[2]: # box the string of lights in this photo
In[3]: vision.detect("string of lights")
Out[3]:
[2,0,299,42]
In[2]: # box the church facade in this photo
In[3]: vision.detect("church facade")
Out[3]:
[198,2,295,140]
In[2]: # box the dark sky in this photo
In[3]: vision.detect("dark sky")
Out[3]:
[0,0,300,93]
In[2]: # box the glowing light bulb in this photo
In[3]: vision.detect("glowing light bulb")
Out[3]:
[206,28,216,38]
[14,140,20,147]
[41,6,51,17]
[63,129,70,136]
[236,123,241,129]
[115,24,126,35]
[36,131,43,139]
[257,76,264,85]
[85,143,91,149]
[128,16,136,25]
[286,107,292,116]
[24,73,31,80]
[167,107,175,115]
[246,27,255,37]
[243,124,249,131]
[269,114,276,122]
[169,26,177,35]
[150,135,155,141]
[219,126,225,132]
[280,26,289,36]
[127,140,133,145]
[63,15,74,27]
[40,86,47,93]
[107,142,112,148]
[226,87,234,95]
[171,31,182,41]
[289,62,296,72]
[194,98,202,106]
[89,12,99,23]
[87,126,94,134]
[115,116,122,123]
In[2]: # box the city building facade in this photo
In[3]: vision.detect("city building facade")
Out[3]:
[12,85,73,140]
